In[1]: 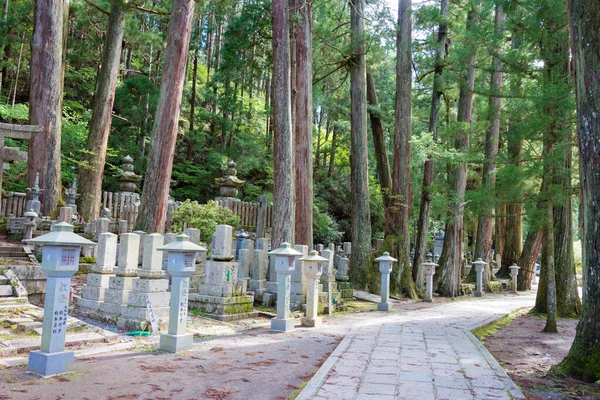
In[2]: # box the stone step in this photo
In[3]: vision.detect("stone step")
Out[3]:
[0,275,8,285]
[0,331,119,358]
[4,318,33,324]
[0,297,28,306]
[16,321,42,332]
[0,285,13,297]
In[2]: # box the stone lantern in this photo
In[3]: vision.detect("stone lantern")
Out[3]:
[22,209,38,242]
[421,254,438,303]
[299,250,327,327]
[509,264,520,294]
[473,258,488,297]
[25,222,95,377]
[375,252,397,311]
[158,234,206,353]
[268,242,302,332]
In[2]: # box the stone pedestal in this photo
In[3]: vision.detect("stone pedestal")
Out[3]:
[119,233,170,331]
[375,252,396,311]
[269,243,302,332]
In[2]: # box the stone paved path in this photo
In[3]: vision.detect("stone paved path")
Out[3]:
[298,293,535,400]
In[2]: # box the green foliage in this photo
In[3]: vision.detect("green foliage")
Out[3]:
[313,204,342,245]
[171,200,240,241]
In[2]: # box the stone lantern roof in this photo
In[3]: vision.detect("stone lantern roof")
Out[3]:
[157,234,206,253]
[268,242,302,257]
[26,222,95,247]
[375,252,397,263]
[299,250,328,262]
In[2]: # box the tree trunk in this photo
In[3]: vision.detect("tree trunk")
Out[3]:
[293,0,313,248]
[436,6,477,297]
[28,0,68,216]
[348,0,372,287]
[366,72,392,209]
[136,0,195,233]
[555,0,600,381]
[271,0,295,247]
[413,0,448,286]
[0,0,9,98]
[541,142,558,334]
[328,122,336,177]
[77,0,126,222]
[516,229,542,291]
[391,0,417,299]
[473,4,505,291]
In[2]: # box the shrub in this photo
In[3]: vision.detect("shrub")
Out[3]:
[171,200,240,241]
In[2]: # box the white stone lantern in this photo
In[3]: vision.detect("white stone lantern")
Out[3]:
[299,250,327,327]
[473,258,488,297]
[158,234,206,353]
[509,264,520,294]
[421,257,438,303]
[268,242,302,332]
[25,222,95,377]
[375,252,397,311]
[23,209,38,242]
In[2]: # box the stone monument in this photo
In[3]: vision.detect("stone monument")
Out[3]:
[26,172,43,215]
[115,155,142,195]
[473,258,487,297]
[189,225,256,321]
[26,222,94,376]
[422,255,438,303]
[64,179,79,215]
[215,160,245,200]
[78,232,118,312]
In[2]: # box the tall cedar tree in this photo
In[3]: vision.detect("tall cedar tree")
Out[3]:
[471,4,505,291]
[534,0,581,319]
[77,0,126,222]
[413,0,448,290]
[136,0,195,233]
[271,0,295,248]
[436,5,478,297]
[348,0,372,286]
[554,0,600,382]
[293,0,313,248]
[391,0,417,298]
[28,0,68,216]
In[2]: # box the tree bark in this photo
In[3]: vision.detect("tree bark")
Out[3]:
[391,0,417,299]
[473,4,505,291]
[516,228,542,291]
[556,0,600,381]
[366,72,392,209]
[413,0,448,287]
[348,0,372,286]
[28,0,69,216]
[136,0,195,233]
[271,0,295,247]
[77,0,126,222]
[541,139,558,333]
[293,0,313,248]
[436,6,477,297]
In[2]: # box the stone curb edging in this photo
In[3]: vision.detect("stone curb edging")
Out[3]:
[295,329,356,400]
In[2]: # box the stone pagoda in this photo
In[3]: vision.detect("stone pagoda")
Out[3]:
[215,160,244,201]
[114,155,142,195]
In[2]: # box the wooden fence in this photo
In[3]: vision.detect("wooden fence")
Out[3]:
[214,198,273,229]
[0,193,27,217]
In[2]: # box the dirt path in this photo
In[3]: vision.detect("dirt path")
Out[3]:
[483,312,600,400]
[0,299,451,400]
